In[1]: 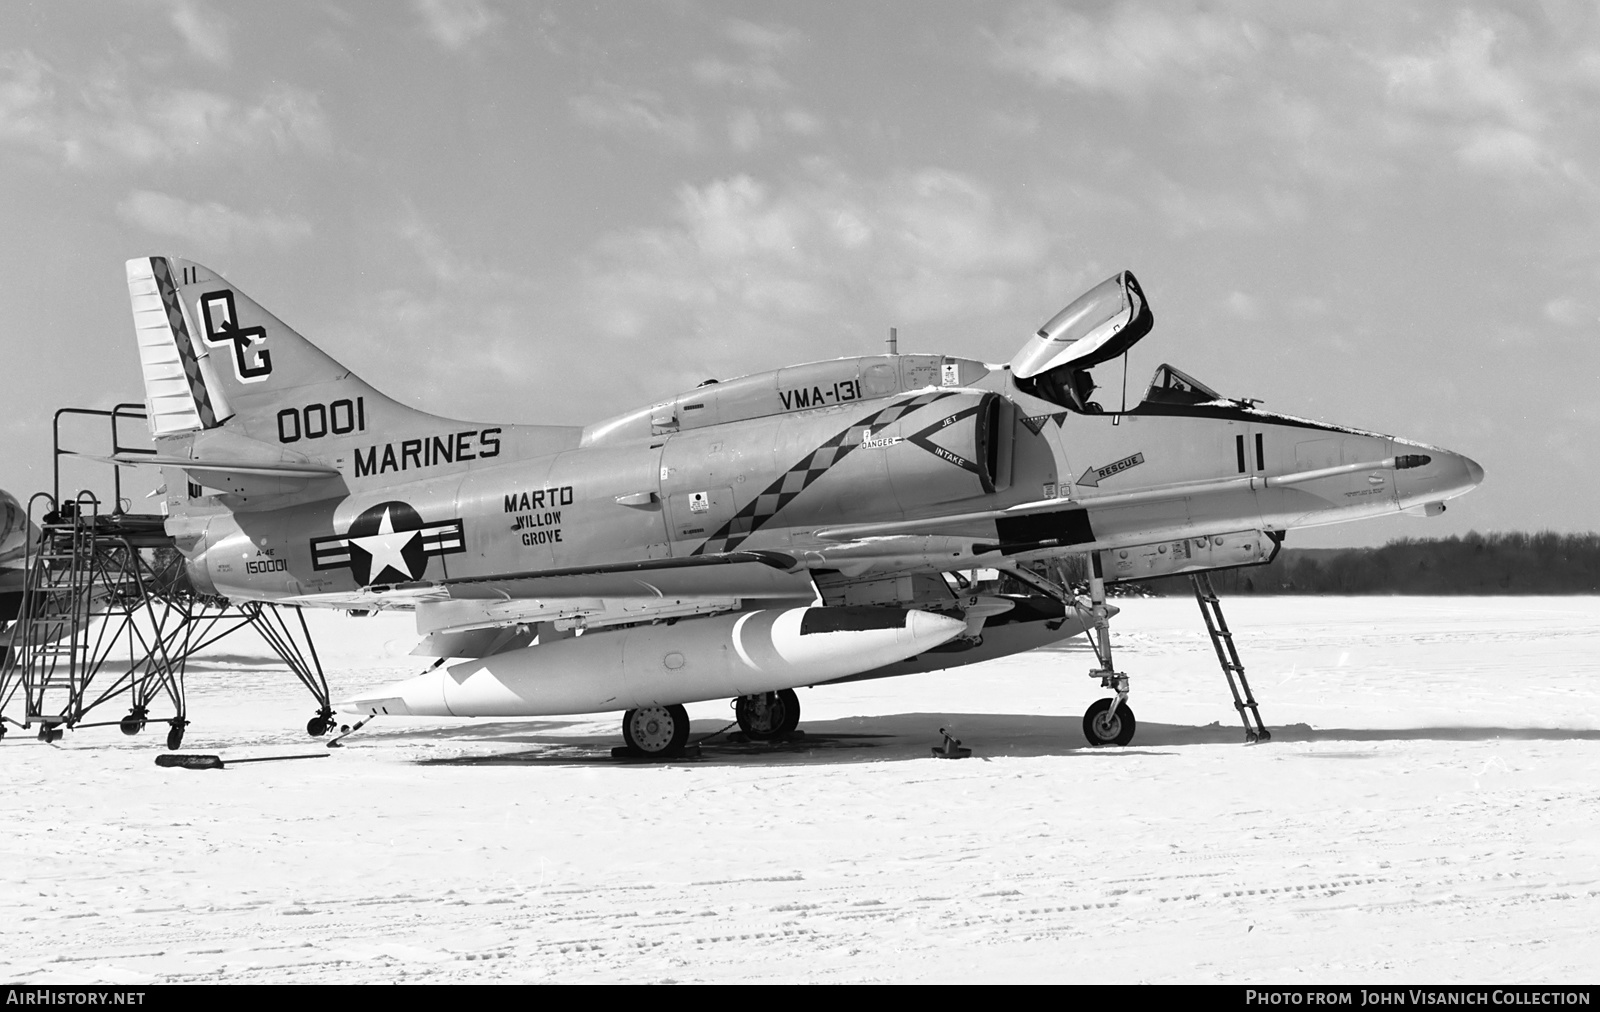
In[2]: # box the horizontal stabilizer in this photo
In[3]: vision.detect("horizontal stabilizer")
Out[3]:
[103,451,340,479]
[94,450,341,496]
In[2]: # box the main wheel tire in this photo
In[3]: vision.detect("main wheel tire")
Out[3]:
[306,714,332,737]
[165,722,186,751]
[120,709,146,736]
[734,689,801,740]
[1083,698,1136,747]
[622,704,690,756]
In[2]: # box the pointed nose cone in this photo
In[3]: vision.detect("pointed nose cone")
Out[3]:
[1465,454,1485,488]
[1393,445,1484,507]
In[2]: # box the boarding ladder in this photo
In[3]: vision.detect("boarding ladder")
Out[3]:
[1190,571,1271,743]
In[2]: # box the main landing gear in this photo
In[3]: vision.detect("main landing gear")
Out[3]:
[734,689,801,740]
[616,689,805,758]
[620,704,691,757]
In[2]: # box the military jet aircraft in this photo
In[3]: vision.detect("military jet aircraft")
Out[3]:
[113,257,1481,755]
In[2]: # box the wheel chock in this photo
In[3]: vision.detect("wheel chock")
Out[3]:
[156,753,330,770]
[931,727,971,759]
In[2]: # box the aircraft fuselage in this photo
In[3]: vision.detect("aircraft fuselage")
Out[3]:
[179,352,1480,606]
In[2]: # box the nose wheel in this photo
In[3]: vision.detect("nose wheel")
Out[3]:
[1083,697,1136,747]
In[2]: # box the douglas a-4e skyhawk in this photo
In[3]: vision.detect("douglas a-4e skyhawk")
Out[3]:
[114,257,1481,755]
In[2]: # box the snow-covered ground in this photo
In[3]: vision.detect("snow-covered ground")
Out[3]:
[4,597,1598,984]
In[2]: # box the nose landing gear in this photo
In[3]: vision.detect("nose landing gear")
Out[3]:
[1078,553,1134,747]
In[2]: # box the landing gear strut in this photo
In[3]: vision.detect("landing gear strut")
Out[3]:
[1080,553,1133,747]
[1005,557,1135,747]
[734,689,800,740]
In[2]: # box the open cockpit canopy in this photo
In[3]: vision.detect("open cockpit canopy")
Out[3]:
[1009,270,1152,379]
[1012,271,1239,414]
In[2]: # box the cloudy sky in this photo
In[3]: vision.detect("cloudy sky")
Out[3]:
[2,1,1595,546]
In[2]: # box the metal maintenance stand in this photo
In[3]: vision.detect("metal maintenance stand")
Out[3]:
[0,491,191,745]
[0,406,335,747]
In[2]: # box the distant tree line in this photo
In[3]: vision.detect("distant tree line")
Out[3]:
[1139,532,1600,595]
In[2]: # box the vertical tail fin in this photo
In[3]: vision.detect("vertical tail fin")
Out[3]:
[124,257,581,505]
[127,255,437,448]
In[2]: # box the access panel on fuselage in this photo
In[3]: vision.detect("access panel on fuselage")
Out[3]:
[453,442,669,575]
[658,405,878,555]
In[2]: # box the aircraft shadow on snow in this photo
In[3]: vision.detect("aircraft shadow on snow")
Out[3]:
[391,714,1600,768]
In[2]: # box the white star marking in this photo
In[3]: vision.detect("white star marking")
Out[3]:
[350,506,419,582]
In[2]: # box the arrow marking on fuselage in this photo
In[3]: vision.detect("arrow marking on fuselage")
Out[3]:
[1075,451,1145,488]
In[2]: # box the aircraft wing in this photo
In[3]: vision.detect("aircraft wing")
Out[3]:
[281,549,811,612]
[439,550,810,600]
